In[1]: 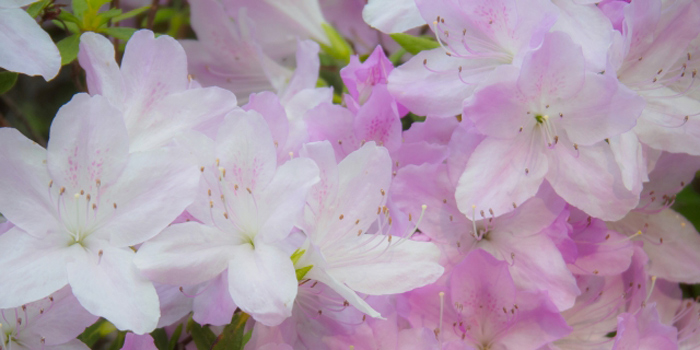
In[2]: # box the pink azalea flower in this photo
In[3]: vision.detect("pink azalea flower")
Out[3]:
[613,303,679,350]
[393,164,579,310]
[609,0,700,156]
[387,0,559,117]
[121,333,158,350]
[606,209,700,284]
[0,94,200,333]
[0,287,98,350]
[182,0,328,104]
[78,30,238,153]
[295,141,444,318]
[134,109,320,327]
[0,0,60,80]
[565,207,635,277]
[458,31,644,220]
[550,245,649,349]
[404,249,571,349]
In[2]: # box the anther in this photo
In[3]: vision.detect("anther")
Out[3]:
[380,189,386,196]
[519,127,523,132]
[246,187,252,194]
[96,179,101,187]
[512,202,517,208]
[339,214,344,220]
[113,203,117,209]
[357,229,363,236]
[59,187,66,195]
[224,212,229,219]
[388,235,393,242]
[573,143,578,150]
[657,69,663,75]
[409,213,412,221]
[209,201,214,208]
[49,180,53,188]
[525,168,529,174]
[443,199,447,204]
[449,215,453,221]
[554,135,559,144]
[200,166,205,172]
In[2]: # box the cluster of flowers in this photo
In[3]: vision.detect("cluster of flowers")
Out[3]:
[2,0,700,349]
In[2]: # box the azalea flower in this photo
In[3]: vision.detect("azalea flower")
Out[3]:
[134,109,320,326]
[0,94,200,334]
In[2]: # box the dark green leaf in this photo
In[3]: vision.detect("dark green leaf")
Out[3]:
[26,0,50,18]
[101,27,138,41]
[168,323,184,350]
[673,177,700,231]
[186,317,216,350]
[0,72,18,94]
[390,33,440,55]
[57,11,82,26]
[211,313,250,350]
[151,328,169,350]
[107,331,126,350]
[112,5,150,23]
[78,319,108,347]
[56,34,80,66]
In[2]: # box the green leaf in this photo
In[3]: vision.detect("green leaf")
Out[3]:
[56,34,81,66]
[319,23,353,64]
[0,72,18,94]
[186,317,216,350]
[673,178,700,231]
[295,265,313,281]
[168,323,183,350]
[112,5,150,23]
[78,319,117,347]
[87,0,111,10]
[150,328,169,350]
[26,0,50,18]
[242,329,253,346]
[211,313,250,350]
[57,11,82,26]
[107,331,127,350]
[389,47,408,66]
[72,0,89,19]
[390,33,440,55]
[101,27,138,41]
[95,8,123,27]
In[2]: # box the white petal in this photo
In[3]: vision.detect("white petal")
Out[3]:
[0,9,60,80]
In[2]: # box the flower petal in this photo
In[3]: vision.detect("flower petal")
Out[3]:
[227,243,297,326]
[0,128,58,237]
[0,8,60,80]
[0,228,79,308]
[67,245,160,334]
[134,222,235,286]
